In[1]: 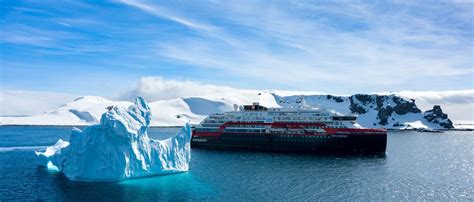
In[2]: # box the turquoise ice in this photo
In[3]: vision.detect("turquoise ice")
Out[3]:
[36,97,192,181]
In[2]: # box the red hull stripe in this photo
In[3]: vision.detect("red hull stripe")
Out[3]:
[193,130,386,137]
[193,131,221,137]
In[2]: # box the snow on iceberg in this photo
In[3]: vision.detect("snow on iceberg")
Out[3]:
[35,97,192,181]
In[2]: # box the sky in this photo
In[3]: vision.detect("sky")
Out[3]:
[0,0,473,98]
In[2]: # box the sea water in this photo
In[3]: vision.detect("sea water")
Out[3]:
[0,126,472,200]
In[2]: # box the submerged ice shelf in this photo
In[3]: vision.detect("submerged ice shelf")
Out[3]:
[36,97,192,181]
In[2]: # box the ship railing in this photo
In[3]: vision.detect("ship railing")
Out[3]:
[217,121,327,131]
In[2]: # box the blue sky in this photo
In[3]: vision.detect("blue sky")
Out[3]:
[1,0,473,98]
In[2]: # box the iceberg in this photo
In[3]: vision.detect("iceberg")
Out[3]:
[35,97,192,181]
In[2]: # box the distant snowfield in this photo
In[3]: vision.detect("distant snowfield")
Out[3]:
[1,88,473,128]
[452,120,474,130]
[0,90,79,116]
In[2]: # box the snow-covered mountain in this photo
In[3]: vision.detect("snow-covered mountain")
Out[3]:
[1,91,456,129]
[0,96,131,126]
[274,94,453,129]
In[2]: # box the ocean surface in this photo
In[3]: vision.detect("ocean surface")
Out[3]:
[0,126,472,201]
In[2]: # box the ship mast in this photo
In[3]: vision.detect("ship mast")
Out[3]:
[296,95,310,109]
[300,95,309,108]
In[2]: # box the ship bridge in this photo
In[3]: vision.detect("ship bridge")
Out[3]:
[242,102,268,111]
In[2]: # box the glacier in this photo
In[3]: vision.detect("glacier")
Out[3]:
[35,97,192,181]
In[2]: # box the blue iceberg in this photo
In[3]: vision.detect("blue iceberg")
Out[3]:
[36,97,192,181]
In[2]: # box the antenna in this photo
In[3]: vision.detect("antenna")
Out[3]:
[301,95,309,108]
[296,95,309,109]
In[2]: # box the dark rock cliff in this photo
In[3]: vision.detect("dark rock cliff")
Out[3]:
[347,94,422,126]
[423,105,454,129]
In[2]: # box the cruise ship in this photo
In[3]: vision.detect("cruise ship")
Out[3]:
[191,100,387,154]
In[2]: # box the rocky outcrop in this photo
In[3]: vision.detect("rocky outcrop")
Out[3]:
[377,106,393,125]
[423,105,454,129]
[327,95,345,103]
[349,95,367,114]
[347,94,422,126]
[392,96,421,115]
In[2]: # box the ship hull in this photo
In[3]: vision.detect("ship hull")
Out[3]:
[191,131,387,154]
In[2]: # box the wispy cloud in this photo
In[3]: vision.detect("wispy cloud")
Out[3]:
[0,24,113,56]
[1,25,61,47]
[116,0,473,92]
[2,0,473,95]
[118,0,215,32]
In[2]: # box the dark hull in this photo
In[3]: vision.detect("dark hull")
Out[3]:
[191,132,387,154]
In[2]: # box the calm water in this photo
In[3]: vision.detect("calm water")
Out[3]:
[0,126,472,201]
